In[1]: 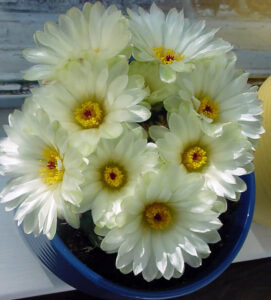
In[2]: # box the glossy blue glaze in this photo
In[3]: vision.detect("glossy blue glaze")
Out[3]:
[21,173,255,300]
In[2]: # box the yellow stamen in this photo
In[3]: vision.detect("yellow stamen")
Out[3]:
[182,146,208,171]
[153,46,185,65]
[197,96,219,121]
[103,165,125,189]
[40,147,64,185]
[144,202,172,230]
[74,101,104,129]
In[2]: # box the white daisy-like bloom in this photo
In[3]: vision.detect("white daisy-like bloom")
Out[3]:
[101,166,221,281]
[32,59,150,156]
[128,61,170,105]
[127,3,232,83]
[23,2,131,81]
[165,54,264,146]
[0,107,86,239]
[79,126,158,229]
[149,104,254,210]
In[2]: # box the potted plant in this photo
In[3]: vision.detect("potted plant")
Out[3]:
[0,2,263,299]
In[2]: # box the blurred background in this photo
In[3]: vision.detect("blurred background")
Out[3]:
[0,0,271,84]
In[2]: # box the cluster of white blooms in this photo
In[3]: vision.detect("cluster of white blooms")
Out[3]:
[0,2,263,282]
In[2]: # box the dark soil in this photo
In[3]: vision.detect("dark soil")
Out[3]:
[57,200,239,291]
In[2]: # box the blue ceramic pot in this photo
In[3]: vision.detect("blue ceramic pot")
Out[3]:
[21,173,255,300]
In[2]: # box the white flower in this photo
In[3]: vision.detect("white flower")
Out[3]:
[79,126,158,229]
[149,104,254,207]
[32,59,150,156]
[128,61,170,105]
[101,166,221,281]
[127,3,232,83]
[0,107,86,239]
[165,54,264,146]
[23,2,131,81]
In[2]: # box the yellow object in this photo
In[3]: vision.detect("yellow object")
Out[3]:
[182,146,208,172]
[74,100,104,129]
[152,46,184,65]
[197,95,219,121]
[103,165,125,189]
[40,147,64,185]
[144,202,172,230]
[254,76,271,227]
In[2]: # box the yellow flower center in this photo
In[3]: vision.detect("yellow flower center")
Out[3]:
[153,46,185,65]
[103,165,126,189]
[144,202,172,230]
[182,146,208,171]
[74,101,104,129]
[40,147,64,185]
[197,96,219,121]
